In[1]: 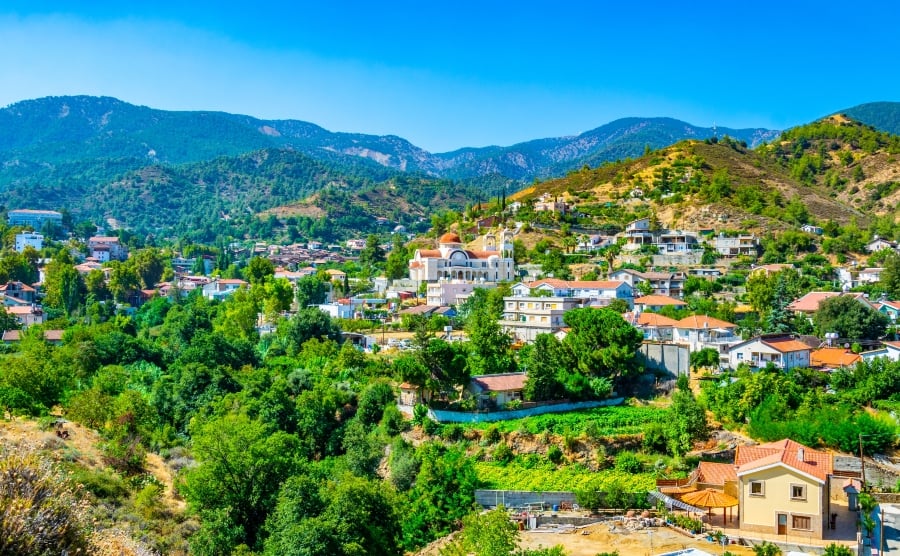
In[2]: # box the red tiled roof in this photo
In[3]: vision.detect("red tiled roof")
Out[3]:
[43,330,64,341]
[735,439,832,483]
[416,249,442,258]
[635,313,679,327]
[787,291,842,313]
[1,330,20,341]
[470,372,527,392]
[635,295,686,306]
[676,315,736,330]
[526,279,627,290]
[763,337,813,353]
[697,461,737,486]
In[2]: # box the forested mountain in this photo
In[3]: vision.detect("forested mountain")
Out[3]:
[0,96,777,189]
[840,101,900,136]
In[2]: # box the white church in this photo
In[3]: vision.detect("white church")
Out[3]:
[408,230,516,284]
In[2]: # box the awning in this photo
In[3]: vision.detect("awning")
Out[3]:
[647,490,707,514]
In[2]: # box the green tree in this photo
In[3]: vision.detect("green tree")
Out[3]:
[465,305,515,376]
[277,308,342,356]
[264,277,295,315]
[295,274,330,308]
[561,308,643,380]
[131,248,166,288]
[246,256,275,285]
[181,413,302,554]
[108,260,141,303]
[43,253,85,315]
[385,234,410,280]
[667,383,708,457]
[522,334,565,401]
[763,274,793,333]
[813,295,889,340]
[359,234,386,268]
[441,507,518,556]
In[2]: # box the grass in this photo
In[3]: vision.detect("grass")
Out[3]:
[465,405,671,437]
[475,461,657,492]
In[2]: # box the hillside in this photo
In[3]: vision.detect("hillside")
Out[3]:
[840,101,900,136]
[512,115,900,238]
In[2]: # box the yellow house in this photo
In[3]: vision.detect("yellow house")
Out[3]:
[736,439,833,538]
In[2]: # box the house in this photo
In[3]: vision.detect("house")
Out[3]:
[866,237,897,253]
[634,295,686,313]
[201,278,247,300]
[14,232,43,253]
[398,382,424,406]
[500,296,583,343]
[324,269,347,283]
[346,239,367,251]
[88,236,128,261]
[511,279,633,304]
[809,347,861,371]
[409,231,516,284]
[426,281,477,307]
[625,312,678,342]
[8,209,62,230]
[858,267,884,284]
[534,194,569,214]
[877,300,900,322]
[2,329,64,345]
[317,299,355,320]
[736,439,833,539]
[575,234,614,253]
[689,268,722,278]
[801,224,824,235]
[713,234,760,257]
[0,281,37,305]
[466,372,527,410]
[787,291,873,317]
[608,269,686,298]
[621,219,699,253]
[727,335,812,371]
[673,315,739,352]
[5,305,44,328]
[860,341,900,363]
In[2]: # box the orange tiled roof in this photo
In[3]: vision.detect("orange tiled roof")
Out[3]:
[635,295,686,306]
[470,372,527,392]
[527,279,626,290]
[697,461,737,486]
[634,312,679,327]
[810,347,861,368]
[675,315,736,330]
[787,291,843,313]
[735,439,832,483]
[763,337,813,353]
[416,249,442,258]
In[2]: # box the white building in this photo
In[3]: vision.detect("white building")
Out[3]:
[14,232,43,253]
[409,230,515,284]
[201,279,248,300]
[510,278,633,306]
[88,236,128,262]
[672,315,739,352]
[500,296,583,343]
[727,335,812,371]
[8,209,62,230]
[426,281,477,307]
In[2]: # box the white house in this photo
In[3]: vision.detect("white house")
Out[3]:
[673,315,739,352]
[866,237,897,253]
[500,296,583,343]
[860,341,900,363]
[727,335,812,371]
[201,278,248,300]
[510,278,633,306]
[14,232,43,253]
[88,236,128,261]
[426,281,477,307]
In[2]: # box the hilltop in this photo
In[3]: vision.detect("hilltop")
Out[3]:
[513,116,900,233]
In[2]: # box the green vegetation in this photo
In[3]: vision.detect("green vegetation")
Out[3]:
[475,462,656,493]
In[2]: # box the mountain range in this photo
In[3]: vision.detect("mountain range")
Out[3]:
[1,95,898,240]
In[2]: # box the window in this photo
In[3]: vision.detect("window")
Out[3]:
[791,484,806,501]
[749,481,765,496]
[737,352,744,361]
[792,515,811,530]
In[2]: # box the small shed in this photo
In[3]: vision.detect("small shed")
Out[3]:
[467,372,527,410]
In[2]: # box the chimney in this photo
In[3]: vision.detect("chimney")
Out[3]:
[797,448,805,462]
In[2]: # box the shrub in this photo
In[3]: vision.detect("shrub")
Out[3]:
[0,447,91,555]
[546,445,564,464]
[484,425,502,444]
[492,442,514,464]
[615,451,643,474]
[133,483,164,520]
[441,424,464,442]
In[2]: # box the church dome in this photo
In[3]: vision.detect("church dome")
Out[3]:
[439,232,462,244]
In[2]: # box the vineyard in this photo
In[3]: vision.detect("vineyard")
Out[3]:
[464,405,670,437]
[475,462,657,492]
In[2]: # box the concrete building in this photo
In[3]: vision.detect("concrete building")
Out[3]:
[88,236,128,262]
[727,335,812,371]
[714,234,760,257]
[14,232,43,253]
[500,296,583,343]
[7,209,62,230]
[426,281,476,307]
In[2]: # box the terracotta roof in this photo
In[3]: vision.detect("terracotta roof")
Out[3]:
[810,347,861,368]
[43,330,64,341]
[675,315,736,330]
[526,279,627,290]
[398,305,438,315]
[884,341,900,350]
[465,250,500,260]
[1,330,20,341]
[631,312,679,327]
[635,295,686,306]
[416,249,442,258]
[399,382,418,390]
[763,337,813,353]
[697,461,737,486]
[751,263,793,274]
[787,291,842,313]
[470,372,527,392]
[217,279,248,285]
[89,236,120,243]
[735,439,832,483]
[6,306,37,314]
[879,300,900,311]
[438,232,462,244]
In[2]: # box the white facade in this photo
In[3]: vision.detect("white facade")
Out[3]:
[14,232,43,253]
[88,236,128,261]
[409,231,515,284]
[317,302,355,320]
[714,234,760,257]
[426,281,476,307]
[499,296,582,343]
[201,279,247,300]
[727,337,812,371]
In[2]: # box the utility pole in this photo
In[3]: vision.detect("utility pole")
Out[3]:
[859,433,867,491]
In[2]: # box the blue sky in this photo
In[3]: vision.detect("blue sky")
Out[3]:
[0,2,897,152]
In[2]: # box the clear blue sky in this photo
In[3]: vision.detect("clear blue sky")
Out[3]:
[0,1,897,152]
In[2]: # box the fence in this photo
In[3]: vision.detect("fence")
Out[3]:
[428,398,624,423]
[475,489,575,510]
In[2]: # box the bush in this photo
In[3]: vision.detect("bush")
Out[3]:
[133,483,164,520]
[0,447,91,555]
[493,442,514,464]
[615,451,643,474]
[484,425,502,445]
[441,424,464,442]
[546,445,564,464]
